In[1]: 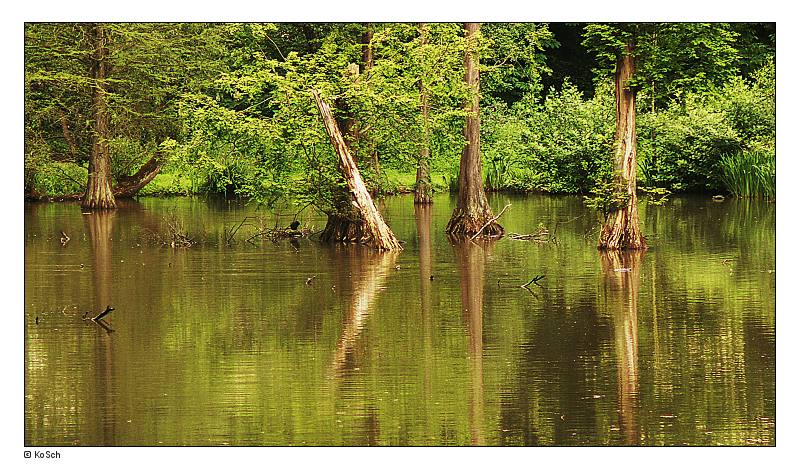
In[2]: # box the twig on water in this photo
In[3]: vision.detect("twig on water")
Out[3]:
[470,203,511,240]
[521,274,545,289]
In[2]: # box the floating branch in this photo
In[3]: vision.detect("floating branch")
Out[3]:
[521,274,545,289]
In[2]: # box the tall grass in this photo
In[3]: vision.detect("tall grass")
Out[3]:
[718,150,775,199]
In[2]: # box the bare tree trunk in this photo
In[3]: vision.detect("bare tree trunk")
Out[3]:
[82,23,116,210]
[446,23,503,237]
[598,42,647,250]
[313,90,402,251]
[414,22,434,205]
[361,23,383,190]
[58,108,79,160]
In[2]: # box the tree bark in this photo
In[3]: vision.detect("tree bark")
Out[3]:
[82,23,116,210]
[414,23,433,205]
[445,23,503,238]
[598,42,647,250]
[362,23,382,188]
[113,152,163,198]
[313,90,402,251]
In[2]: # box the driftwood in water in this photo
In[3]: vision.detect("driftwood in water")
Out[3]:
[312,89,402,251]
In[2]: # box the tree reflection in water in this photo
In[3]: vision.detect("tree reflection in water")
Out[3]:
[452,238,494,446]
[83,210,117,445]
[328,247,398,445]
[600,250,645,445]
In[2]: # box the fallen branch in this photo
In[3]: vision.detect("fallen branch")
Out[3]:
[521,274,545,289]
[470,203,511,240]
[92,305,115,322]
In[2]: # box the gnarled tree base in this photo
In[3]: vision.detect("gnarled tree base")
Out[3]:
[598,207,647,250]
[445,207,504,238]
[320,214,403,251]
[414,187,433,205]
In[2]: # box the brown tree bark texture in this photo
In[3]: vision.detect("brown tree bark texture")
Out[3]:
[599,43,647,250]
[82,24,116,210]
[414,22,433,205]
[446,23,503,237]
[313,90,403,251]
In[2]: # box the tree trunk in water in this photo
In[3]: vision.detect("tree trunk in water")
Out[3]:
[598,42,647,250]
[83,23,116,210]
[446,23,503,237]
[313,90,402,251]
[414,22,433,205]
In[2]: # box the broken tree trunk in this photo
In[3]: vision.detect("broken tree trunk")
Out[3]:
[114,153,163,198]
[598,42,647,251]
[414,22,433,205]
[445,23,503,238]
[312,90,402,251]
[29,152,164,202]
[82,23,116,210]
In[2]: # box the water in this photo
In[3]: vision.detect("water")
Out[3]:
[24,194,775,446]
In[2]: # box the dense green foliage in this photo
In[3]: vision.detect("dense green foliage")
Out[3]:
[24,22,775,201]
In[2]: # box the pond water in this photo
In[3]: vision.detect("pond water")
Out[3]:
[24,193,775,446]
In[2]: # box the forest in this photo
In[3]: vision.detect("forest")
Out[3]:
[23,22,777,448]
[24,22,775,249]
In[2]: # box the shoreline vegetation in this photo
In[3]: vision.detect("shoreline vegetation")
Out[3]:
[25,23,775,248]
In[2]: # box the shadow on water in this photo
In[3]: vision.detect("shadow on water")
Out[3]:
[599,250,644,446]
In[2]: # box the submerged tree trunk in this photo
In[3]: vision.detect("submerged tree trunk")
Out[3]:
[313,90,402,251]
[414,22,433,205]
[445,23,503,237]
[83,23,116,210]
[598,42,647,250]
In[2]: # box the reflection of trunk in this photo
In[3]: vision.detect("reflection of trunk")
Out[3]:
[85,210,116,444]
[329,250,398,376]
[454,240,488,445]
[415,204,434,388]
[598,42,647,250]
[446,23,502,237]
[414,22,433,205]
[85,211,115,313]
[313,90,402,251]
[83,23,116,210]
[600,250,643,445]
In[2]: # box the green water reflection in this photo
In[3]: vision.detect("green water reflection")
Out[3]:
[24,194,775,445]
